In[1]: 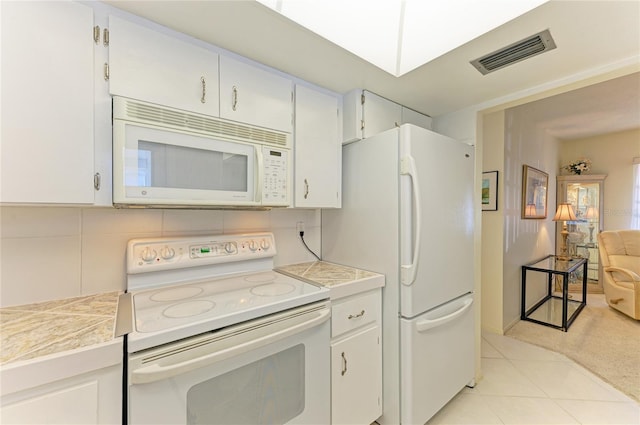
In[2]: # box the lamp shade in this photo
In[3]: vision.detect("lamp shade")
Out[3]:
[553,203,577,221]
[524,203,537,217]
[584,206,599,219]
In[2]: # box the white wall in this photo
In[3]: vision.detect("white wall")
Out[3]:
[476,104,559,331]
[0,207,321,307]
[501,103,559,329]
[559,129,640,230]
[480,111,504,334]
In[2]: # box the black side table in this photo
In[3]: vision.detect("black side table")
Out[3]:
[521,255,588,331]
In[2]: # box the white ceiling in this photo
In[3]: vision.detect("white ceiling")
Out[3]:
[510,71,640,140]
[106,0,640,139]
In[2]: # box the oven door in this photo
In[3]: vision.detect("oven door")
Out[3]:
[113,119,259,207]
[127,301,330,425]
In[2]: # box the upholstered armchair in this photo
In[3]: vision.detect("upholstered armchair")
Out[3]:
[597,230,640,320]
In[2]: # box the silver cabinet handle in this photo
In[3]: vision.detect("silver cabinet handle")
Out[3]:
[304,179,309,199]
[94,173,101,191]
[341,352,347,376]
[348,310,365,320]
[232,86,238,111]
[201,77,206,104]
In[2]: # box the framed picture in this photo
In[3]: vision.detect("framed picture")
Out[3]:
[521,165,548,219]
[482,171,498,211]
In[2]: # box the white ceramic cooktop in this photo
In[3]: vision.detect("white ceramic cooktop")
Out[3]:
[125,233,329,353]
[128,270,327,352]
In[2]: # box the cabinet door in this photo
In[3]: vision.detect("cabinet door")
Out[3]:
[1,362,121,425]
[342,89,363,143]
[331,326,382,425]
[401,107,433,130]
[109,16,219,116]
[294,86,340,208]
[362,91,402,139]
[93,13,112,207]
[1,1,95,204]
[2,381,98,424]
[219,56,293,133]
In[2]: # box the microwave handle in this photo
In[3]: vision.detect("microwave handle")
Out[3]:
[255,147,263,203]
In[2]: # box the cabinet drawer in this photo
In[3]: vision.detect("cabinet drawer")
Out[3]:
[331,290,380,338]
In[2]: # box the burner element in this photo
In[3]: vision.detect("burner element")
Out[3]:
[150,286,204,302]
[250,282,295,297]
[163,300,216,318]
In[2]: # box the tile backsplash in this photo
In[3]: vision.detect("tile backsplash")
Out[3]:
[0,206,321,307]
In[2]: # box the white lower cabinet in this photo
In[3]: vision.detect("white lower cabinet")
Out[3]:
[0,339,123,425]
[0,366,122,424]
[330,289,382,425]
[1,363,121,425]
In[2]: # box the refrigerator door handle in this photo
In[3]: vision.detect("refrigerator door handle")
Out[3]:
[415,298,473,332]
[400,155,421,286]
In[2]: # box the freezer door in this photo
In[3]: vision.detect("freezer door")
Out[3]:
[399,124,475,317]
[400,293,474,425]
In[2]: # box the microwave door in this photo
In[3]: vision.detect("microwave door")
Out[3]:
[114,122,258,207]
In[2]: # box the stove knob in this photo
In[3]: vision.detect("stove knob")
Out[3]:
[260,239,271,251]
[248,240,258,252]
[224,242,236,254]
[160,247,175,260]
[140,247,157,262]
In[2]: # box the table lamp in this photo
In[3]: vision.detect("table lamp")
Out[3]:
[584,206,599,244]
[553,203,577,261]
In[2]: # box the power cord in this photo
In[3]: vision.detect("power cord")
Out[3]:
[299,230,321,261]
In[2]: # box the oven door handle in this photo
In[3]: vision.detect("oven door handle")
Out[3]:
[131,307,330,384]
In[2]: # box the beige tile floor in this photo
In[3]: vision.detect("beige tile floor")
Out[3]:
[426,332,640,425]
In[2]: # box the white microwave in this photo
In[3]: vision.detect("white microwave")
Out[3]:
[112,97,291,209]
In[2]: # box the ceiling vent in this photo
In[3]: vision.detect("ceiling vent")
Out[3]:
[470,29,556,75]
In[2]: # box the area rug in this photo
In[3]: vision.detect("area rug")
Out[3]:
[505,294,640,402]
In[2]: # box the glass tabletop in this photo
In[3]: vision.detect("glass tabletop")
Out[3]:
[524,255,587,273]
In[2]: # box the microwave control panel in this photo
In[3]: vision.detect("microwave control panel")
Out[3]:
[262,147,289,205]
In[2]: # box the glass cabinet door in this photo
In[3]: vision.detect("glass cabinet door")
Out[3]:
[556,174,606,293]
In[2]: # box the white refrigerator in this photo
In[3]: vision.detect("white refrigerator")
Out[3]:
[322,124,475,425]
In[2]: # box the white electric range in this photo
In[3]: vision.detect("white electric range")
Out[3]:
[123,232,331,425]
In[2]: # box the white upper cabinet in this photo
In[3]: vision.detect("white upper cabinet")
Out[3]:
[294,85,341,208]
[362,91,402,139]
[344,90,400,143]
[219,56,293,133]
[401,106,433,131]
[1,1,95,204]
[108,16,219,116]
[343,89,432,143]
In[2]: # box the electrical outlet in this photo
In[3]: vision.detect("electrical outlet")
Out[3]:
[296,221,305,234]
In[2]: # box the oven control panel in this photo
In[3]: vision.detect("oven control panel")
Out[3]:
[127,233,276,274]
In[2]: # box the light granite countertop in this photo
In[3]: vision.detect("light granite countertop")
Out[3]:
[0,292,120,366]
[277,261,385,299]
